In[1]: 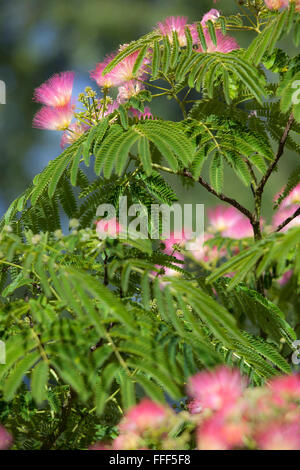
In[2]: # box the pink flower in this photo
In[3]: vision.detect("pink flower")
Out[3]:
[162,230,190,261]
[223,218,253,239]
[130,106,153,120]
[269,374,300,404]
[197,412,247,450]
[256,421,300,450]
[196,28,239,54]
[118,80,144,103]
[264,0,289,10]
[201,9,221,26]
[187,366,245,413]
[60,122,89,148]
[0,426,13,450]
[119,399,170,433]
[208,206,242,233]
[112,433,141,450]
[90,54,118,88]
[96,218,123,239]
[34,71,75,108]
[104,101,119,117]
[278,269,293,286]
[192,233,226,264]
[281,183,300,208]
[157,16,198,47]
[154,231,189,280]
[33,104,74,130]
[273,206,300,232]
[208,206,253,239]
[91,50,148,89]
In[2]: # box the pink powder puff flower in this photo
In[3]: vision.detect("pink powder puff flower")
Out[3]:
[90,54,118,88]
[155,231,188,280]
[295,0,300,12]
[119,399,170,434]
[192,233,226,264]
[102,101,119,118]
[157,16,199,47]
[264,0,289,10]
[117,80,144,103]
[162,230,191,261]
[96,218,123,239]
[158,16,187,47]
[90,50,148,89]
[269,374,300,404]
[197,28,239,54]
[196,412,248,450]
[278,269,293,286]
[201,9,221,26]
[33,104,74,131]
[273,206,300,232]
[280,183,300,208]
[207,206,252,239]
[223,217,253,239]
[0,425,13,450]
[255,421,300,450]
[60,122,89,148]
[34,71,75,108]
[187,366,245,414]
[130,106,153,120]
[208,206,242,233]
[112,433,141,450]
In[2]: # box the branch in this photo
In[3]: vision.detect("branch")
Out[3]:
[275,207,300,233]
[256,113,294,197]
[182,169,254,221]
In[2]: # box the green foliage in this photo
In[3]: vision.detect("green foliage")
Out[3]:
[1,3,300,450]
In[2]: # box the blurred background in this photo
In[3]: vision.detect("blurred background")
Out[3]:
[0,0,298,222]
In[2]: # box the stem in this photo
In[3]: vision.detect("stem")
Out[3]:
[0,259,22,270]
[103,251,108,286]
[253,113,294,237]
[151,163,253,221]
[41,388,76,450]
[275,207,300,233]
[256,114,294,198]
[182,170,254,221]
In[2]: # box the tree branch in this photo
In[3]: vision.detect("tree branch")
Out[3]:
[275,206,300,233]
[182,169,254,221]
[256,113,294,197]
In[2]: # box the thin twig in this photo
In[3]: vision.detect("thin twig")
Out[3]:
[275,207,300,233]
[182,169,254,221]
[256,113,294,197]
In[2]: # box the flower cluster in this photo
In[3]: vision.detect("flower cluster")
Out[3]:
[32,10,239,148]
[156,206,253,276]
[94,192,299,285]
[157,11,239,53]
[90,399,180,450]
[264,0,299,11]
[0,425,12,450]
[90,366,300,450]
[271,183,300,285]
[33,71,75,134]
[273,183,300,232]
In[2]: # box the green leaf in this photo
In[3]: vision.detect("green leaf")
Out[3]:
[132,45,148,76]
[70,145,83,186]
[4,351,40,401]
[152,40,161,78]
[31,361,49,404]
[138,136,152,176]
[210,152,223,193]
